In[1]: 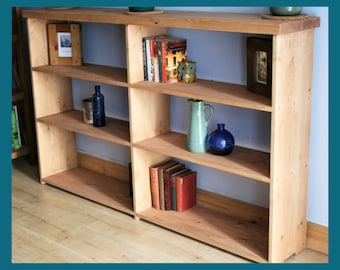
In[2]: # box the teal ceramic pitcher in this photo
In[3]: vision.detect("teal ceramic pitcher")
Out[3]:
[187,99,214,153]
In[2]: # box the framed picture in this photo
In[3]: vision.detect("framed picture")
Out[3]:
[48,23,82,66]
[247,36,272,97]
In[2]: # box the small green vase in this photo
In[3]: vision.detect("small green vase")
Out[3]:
[128,7,155,12]
[270,7,302,16]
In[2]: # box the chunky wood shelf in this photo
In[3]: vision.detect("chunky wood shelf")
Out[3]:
[33,64,128,87]
[23,8,320,35]
[134,131,270,183]
[134,80,272,112]
[12,91,25,103]
[23,7,320,262]
[138,206,268,262]
[43,167,134,215]
[37,110,130,146]
[11,146,31,160]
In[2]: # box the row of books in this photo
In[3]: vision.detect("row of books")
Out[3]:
[11,104,23,151]
[143,34,187,83]
[149,159,197,212]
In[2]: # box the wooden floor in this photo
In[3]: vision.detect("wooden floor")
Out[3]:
[12,157,328,263]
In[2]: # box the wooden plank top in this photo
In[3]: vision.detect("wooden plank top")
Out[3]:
[23,8,320,35]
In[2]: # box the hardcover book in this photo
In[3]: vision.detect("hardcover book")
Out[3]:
[170,168,191,211]
[150,36,168,82]
[143,34,166,81]
[149,159,177,209]
[158,160,178,210]
[149,159,172,209]
[163,163,186,210]
[12,105,21,150]
[159,38,187,83]
[176,170,197,212]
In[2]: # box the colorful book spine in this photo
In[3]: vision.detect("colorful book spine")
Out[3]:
[143,34,166,81]
[161,38,187,83]
[142,37,147,81]
[12,105,21,150]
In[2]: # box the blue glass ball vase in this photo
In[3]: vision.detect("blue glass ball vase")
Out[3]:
[207,123,235,155]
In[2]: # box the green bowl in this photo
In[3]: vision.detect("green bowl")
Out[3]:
[270,7,302,16]
[128,7,155,12]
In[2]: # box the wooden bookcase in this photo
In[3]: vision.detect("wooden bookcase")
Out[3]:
[12,7,36,163]
[22,8,320,263]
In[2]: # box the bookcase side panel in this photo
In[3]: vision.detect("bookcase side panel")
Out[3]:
[31,73,73,118]
[129,88,170,143]
[36,123,77,179]
[269,29,315,262]
[26,18,49,67]
[126,25,170,143]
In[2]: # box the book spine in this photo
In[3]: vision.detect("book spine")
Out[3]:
[145,39,152,81]
[170,177,177,210]
[158,167,166,210]
[164,164,185,210]
[142,37,147,81]
[176,178,184,212]
[12,105,21,150]
[149,166,160,209]
[150,40,159,82]
[161,41,168,83]
[164,178,171,210]
[158,40,163,83]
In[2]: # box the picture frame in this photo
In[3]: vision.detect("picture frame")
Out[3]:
[247,36,272,98]
[48,23,82,66]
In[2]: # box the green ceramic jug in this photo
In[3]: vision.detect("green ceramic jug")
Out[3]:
[187,99,214,153]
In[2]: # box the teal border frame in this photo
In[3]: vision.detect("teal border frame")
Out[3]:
[2,0,336,268]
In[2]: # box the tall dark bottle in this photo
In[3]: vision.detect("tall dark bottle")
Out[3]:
[92,85,106,127]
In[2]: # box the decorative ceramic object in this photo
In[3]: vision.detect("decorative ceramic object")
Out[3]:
[128,7,155,12]
[269,7,302,16]
[178,61,196,83]
[187,99,214,153]
[82,98,93,124]
[207,123,235,155]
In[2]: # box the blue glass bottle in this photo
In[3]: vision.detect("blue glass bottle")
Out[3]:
[207,123,235,155]
[92,85,105,127]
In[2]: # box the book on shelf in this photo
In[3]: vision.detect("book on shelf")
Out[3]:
[143,34,166,82]
[163,162,186,210]
[158,160,179,210]
[158,37,187,83]
[12,104,22,151]
[176,170,197,212]
[150,36,168,82]
[170,168,191,211]
[149,159,176,209]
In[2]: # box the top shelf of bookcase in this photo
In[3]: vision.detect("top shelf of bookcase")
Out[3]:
[23,8,320,35]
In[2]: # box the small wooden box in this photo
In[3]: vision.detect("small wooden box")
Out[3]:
[48,23,82,66]
[247,36,272,98]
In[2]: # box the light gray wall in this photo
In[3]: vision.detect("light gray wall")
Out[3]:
[72,6,328,226]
